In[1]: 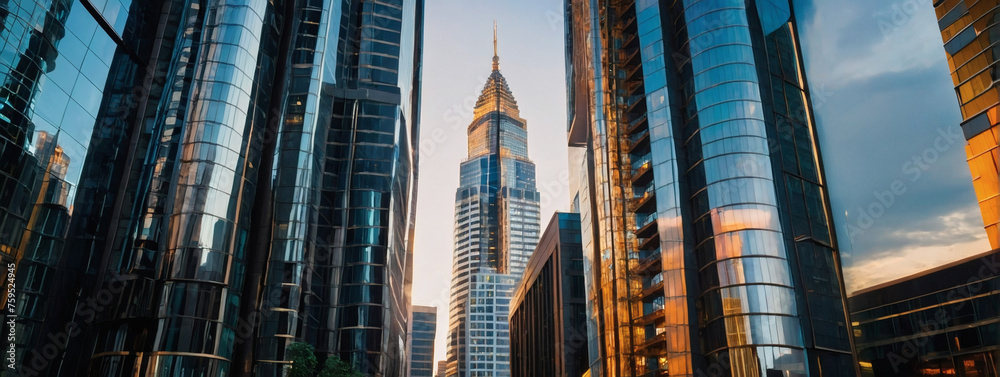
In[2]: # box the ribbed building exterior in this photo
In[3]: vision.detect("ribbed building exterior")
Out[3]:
[932,0,1000,249]
[564,1,856,376]
[0,1,423,376]
[444,32,541,377]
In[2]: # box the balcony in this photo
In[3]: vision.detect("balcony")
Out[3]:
[635,272,664,301]
[636,331,666,353]
[628,130,650,154]
[626,114,648,135]
[631,157,653,186]
[629,185,655,213]
[635,213,658,238]
[638,230,660,251]
[633,308,665,326]
[635,249,661,274]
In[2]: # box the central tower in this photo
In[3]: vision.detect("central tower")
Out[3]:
[445,27,541,377]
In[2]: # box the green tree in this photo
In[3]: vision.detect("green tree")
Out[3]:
[319,354,362,377]
[288,342,318,377]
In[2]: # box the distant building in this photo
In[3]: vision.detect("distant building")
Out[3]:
[509,212,588,377]
[444,26,541,377]
[409,306,438,377]
[932,1,999,249]
[437,361,448,377]
[850,248,1000,376]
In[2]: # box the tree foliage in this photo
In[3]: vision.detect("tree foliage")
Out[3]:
[288,342,318,377]
[287,342,363,377]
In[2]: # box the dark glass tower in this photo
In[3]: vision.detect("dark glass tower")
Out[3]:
[932,0,1000,249]
[849,248,1000,377]
[409,305,437,377]
[445,28,542,377]
[509,212,588,377]
[0,1,423,376]
[564,0,856,376]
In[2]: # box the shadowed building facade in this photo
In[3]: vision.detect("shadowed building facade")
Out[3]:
[932,0,1000,250]
[409,305,438,377]
[509,212,589,377]
[849,249,1000,377]
[444,28,542,377]
[0,1,423,376]
[563,0,857,376]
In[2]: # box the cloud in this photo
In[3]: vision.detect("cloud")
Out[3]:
[796,0,944,90]
[794,0,994,288]
[844,206,990,293]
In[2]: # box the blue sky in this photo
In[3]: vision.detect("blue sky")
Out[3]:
[411,0,992,370]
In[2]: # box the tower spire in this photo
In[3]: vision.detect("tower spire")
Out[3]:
[492,21,499,71]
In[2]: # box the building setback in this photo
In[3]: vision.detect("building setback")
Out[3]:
[410,306,438,377]
[849,248,1000,376]
[509,212,588,377]
[0,1,423,376]
[563,0,857,376]
[931,0,1000,249]
[444,27,542,377]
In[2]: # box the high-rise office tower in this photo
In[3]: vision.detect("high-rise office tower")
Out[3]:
[932,0,1000,249]
[0,1,423,376]
[409,305,438,377]
[564,1,856,376]
[445,27,542,377]
[509,212,589,377]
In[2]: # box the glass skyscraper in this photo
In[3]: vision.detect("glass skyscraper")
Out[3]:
[564,1,856,376]
[932,0,1000,249]
[509,212,589,377]
[0,1,423,376]
[444,30,541,377]
[409,305,437,377]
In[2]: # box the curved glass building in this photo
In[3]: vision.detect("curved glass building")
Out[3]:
[0,1,423,376]
[564,0,856,376]
[444,33,542,377]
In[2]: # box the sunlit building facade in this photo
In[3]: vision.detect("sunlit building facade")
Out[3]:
[0,1,423,376]
[932,0,1000,249]
[849,248,1000,377]
[445,31,541,377]
[564,0,856,376]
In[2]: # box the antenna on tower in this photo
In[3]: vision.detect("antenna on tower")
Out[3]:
[492,20,499,71]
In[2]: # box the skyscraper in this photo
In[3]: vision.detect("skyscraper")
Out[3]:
[0,1,423,376]
[445,26,542,377]
[564,1,856,376]
[509,212,589,377]
[409,305,438,377]
[932,0,1000,249]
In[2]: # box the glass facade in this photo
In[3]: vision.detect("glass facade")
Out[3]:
[564,0,855,376]
[409,305,437,377]
[445,40,542,377]
[509,212,588,377]
[850,248,1000,377]
[933,0,1000,249]
[0,1,423,376]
